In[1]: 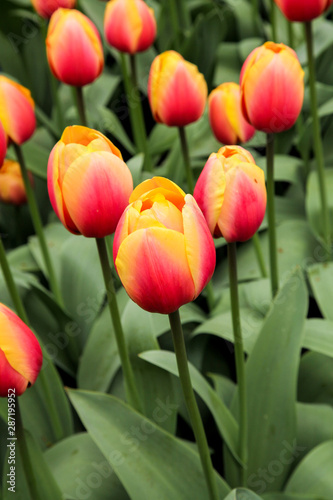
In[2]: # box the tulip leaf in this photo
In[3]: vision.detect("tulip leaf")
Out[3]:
[67,389,231,500]
[97,106,135,155]
[307,262,333,321]
[306,169,333,245]
[297,19,333,65]
[223,489,264,500]
[298,352,333,406]
[303,319,333,358]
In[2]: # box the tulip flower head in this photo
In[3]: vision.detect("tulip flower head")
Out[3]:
[46,9,104,86]
[113,177,216,314]
[47,126,133,238]
[0,159,33,205]
[148,51,208,127]
[0,76,36,145]
[104,0,156,54]
[209,82,255,145]
[31,0,76,19]
[240,42,304,134]
[0,120,6,167]
[274,0,333,22]
[0,303,43,397]
[194,146,266,242]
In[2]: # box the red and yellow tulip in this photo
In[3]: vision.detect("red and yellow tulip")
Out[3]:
[46,9,104,86]
[209,82,255,145]
[113,177,216,314]
[31,0,76,18]
[0,159,33,205]
[148,51,208,127]
[0,121,6,167]
[0,303,42,397]
[0,76,36,145]
[194,146,266,242]
[47,126,133,238]
[240,42,304,134]
[104,0,156,54]
[274,0,333,21]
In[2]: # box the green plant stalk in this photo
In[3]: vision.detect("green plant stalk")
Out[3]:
[13,143,64,307]
[169,0,181,50]
[168,310,219,500]
[227,242,247,486]
[178,0,191,30]
[270,0,277,42]
[251,0,259,32]
[305,21,331,258]
[37,358,64,441]
[75,86,87,127]
[205,280,215,312]
[252,232,268,278]
[178,126,194,193]
[96,238,142,412]
[266,133,279,297]
[35,105,60,139]
[287,19,294,48]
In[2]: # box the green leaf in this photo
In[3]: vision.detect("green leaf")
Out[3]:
[255,155,303,185]
[298,352,333,406]
[303,319,333,358]
[6,138,51,179]
[308,262,333,321]
[223,489,264,500]
[306,169,333,244]
[297,19,333,65]
[67,390,231,499]
[213,42,241,86]
[97,106,135,155]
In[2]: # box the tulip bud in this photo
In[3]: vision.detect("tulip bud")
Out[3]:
[148,51,208,127]
[0,120,6,167]
[274,0,333,22]
[194,146,267,242]
[104,0,156,54]
[240,42,304,134]
[46,9,104,86]
[0,303,43,397]
[113,177,216,314]
[31,0,76,19]
[47,126,133,238]
[209,82,255,145]
[0,76,36,145]
[0,159,33,205]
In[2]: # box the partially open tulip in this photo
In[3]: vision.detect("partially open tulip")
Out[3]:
[46,9,104,86]
[104,0,156,54]
[240,42,304,134]
[31,0,76,19]
[0,121,6,167]
[148,51,208,127]
[47,126,133,238]
[0,159,33,205]
[0,303,42,397]
[209,82,255,145]
[274,0,333,21]
[0,76,36,145]
[113,177,216,314]
[194,146,266,242]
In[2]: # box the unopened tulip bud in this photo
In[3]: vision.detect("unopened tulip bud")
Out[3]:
[0,121,6,167]
[31,0,76,19]
[0,159,33,205]
[274,0,333,22]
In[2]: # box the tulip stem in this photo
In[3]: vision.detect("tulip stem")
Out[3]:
[168,310,219,500]
[75,86,87,127]
[205,280,215,312]
[252,232,268,278]
[305,21,331,259]
[96,237,142,413]
[227,242,247,487]
[169,0,181,50]
[13,143,64,308]
[266,133,279,297]
[270,0,277,42]
[178,126,194,193]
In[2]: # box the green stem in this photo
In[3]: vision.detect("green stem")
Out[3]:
[169,0,181,50]
[178,0,191,31]
[270,0,277,42]
[287,19,294,48]
[13,143,64,307]
[252,232,268,278]
[178,126,194,193]
[305,21,331,258]
[227,242,247,487]
[205,280,215,312]
[251,0,259,33]
[168,310,219,500]
[38,366,64,441]
[96,238,142,412]
[75,86,87,127]
[266,133,279,297]
[119,53,142,152]
[34,105,60,140]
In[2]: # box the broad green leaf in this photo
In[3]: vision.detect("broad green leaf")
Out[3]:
[297,19,333,64]
[306,169,333,244]
[298,352,333,406]
[7,245,39,273]
[255,155,303,184]
[213,42,241,86]
[263,494,318,500]
[308,262,333,321]
[208,374,236,409]
[223,489,264,500]
[303,319,333,358]
[126,154,144,187]
[6,138,51,179]
[97,106,135,155]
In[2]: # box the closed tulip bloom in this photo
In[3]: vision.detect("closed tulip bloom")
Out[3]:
[240,42,304,134]
[0,76,36,145]
[46,9,104,86]
[0,121,6,167]
[194,146,266,242]
[31,0,76,19]
[148,51,208,127]
[0,159,33,205]
[113,177,216,314]
[274,0,333,22]
[209,82,255,145]
[104,0,156,54]
[0,303,42,397]
[47,126,133,238]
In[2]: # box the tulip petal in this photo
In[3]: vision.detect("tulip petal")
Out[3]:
[130,176,185,203]
[104,0,142,53]
[61,126,122,158]
[0,348,28,397]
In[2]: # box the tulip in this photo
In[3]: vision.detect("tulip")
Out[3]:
[194,146,266,242]
[0,120,6,167]
[0,303,42,397]
[46,9,104,87]
[274,0,333,22]
[0,76,36,145]
[148,51,208,127]
[0,159,33,205]
[47,126,133,238]
[31,0,76,19]
[240,42,304,134]
[113,177,216,314]
[104,0,156,54]
[209,82,255,145]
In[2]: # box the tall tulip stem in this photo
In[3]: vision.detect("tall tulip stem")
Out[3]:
[169,0,181,50]
[75,86,87,127]
[168,310,219,500]
[305,21,331,258]
[96,237,142,412]
[266,133,279,297]
[270,0,277,41]
[252,232,268,278]
[13,143,63,308]
[205,280,215,312]
[178,126,194,193]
